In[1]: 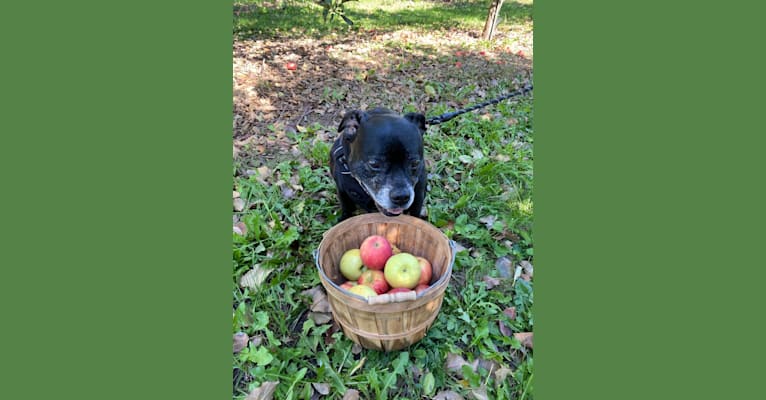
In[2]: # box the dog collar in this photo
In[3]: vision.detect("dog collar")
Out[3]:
[332,146,352,175]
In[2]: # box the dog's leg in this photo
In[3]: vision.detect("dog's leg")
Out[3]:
[338,191,357,221]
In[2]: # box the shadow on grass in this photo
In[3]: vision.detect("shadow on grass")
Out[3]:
[234,0,531,39]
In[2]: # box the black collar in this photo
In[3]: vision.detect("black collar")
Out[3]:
[332,145,352,175]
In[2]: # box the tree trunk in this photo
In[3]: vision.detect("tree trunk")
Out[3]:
[482,0,505,41]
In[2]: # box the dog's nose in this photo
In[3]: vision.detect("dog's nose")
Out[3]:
[389,188,411,206]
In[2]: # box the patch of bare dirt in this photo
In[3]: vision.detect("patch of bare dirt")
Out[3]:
[233,24,532,159]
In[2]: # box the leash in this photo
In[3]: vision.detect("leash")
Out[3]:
[425,84,533,125]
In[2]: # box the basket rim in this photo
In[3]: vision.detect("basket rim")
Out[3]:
[313,215,456,304]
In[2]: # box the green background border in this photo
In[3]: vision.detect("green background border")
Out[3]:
[2,1,765,399]
[2,2,232,398]
[535,1,765,399]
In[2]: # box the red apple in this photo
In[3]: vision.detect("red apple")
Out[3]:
[285,62,297,70]
[415,283,429,295]
[348,284,377,299]
[415,256,432,286]
[339,248,364,280]
[358,269,389,295]
[383,253,421,289]
[387,287,412,295]
[339,281,357,291]
[359,235,392,270]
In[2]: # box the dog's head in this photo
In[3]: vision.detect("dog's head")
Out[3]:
[338,108,426,216]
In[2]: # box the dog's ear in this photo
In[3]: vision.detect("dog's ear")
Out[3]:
[338,110,368,142]
[404,112,427,134]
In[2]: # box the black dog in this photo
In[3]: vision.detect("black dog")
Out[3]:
[329,108,427,221]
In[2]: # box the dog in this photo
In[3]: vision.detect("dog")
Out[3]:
[329,108,427,221]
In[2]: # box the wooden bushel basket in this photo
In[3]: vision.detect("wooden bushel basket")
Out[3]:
[315,214,455,351]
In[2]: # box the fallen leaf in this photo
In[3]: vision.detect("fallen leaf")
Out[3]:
[234,198,246,212]
[495,257,513,278]
[482,275,501,289]
[520,273,532,282]
[233,332,249,353]
[520,260,533,277]
[434,390,465,400]
[503,307,516,320]
[493,366,513,382]
[342,389,360,400]
[234,222,248,236]
[446,353,478,378]
[469,386,489,400]
[309,312,333,325]
[476,358,500,375]
[246,381,279,400]
[233,190,241,198]
[240,265,273,290]
[351,342,363,354]
[478,215,496,229]
[514,332,533,349]
[499,320,512,337]
[312,382,330,395]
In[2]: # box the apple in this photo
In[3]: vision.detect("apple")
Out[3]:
[359,235,392,270]
[415,284,429,295]
[383,253,421,289]
[358,269,389,295]
[387,287,412,295]
[339,248,364,280]
[348,284,377,299]
[415,256,432,286]
[339,280,357,291]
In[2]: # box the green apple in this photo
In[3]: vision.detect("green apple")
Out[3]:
[348,283,378,299]
[339,248,364,280]
[383,253,421,289]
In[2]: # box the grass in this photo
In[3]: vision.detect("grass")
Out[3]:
[233,1,533,399]
[234,0,532,40]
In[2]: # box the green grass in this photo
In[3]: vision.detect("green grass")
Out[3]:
[234,0,532,39]
[233,1,533,398]
[233,90,533,399]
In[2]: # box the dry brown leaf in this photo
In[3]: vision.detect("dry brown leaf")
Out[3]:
[469,386,489,400]
[482,275,501,289]
[503,307,516,320]
[514,332,533,349]
[493,366,513,382]
[233,332,249,353]
[520,260,533,277]
[234,198,246,212]
[434,390,465,400]
[240,265,272,290]
[445,353,478,378]
[233,190,241,198]
[495,257,513,279]
[245,381,279,400]
[309,312,333,325]
[312,382,330,396]
[499,320,512,337]
[342,389,360,400]
[234,222,248,236]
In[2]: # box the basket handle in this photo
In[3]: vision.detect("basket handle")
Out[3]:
[366,290,417,305]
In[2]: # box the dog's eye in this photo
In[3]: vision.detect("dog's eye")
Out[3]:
[368,160,383,170]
